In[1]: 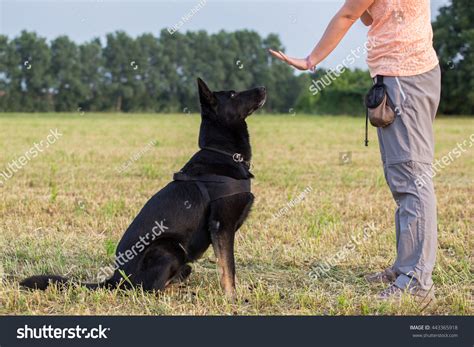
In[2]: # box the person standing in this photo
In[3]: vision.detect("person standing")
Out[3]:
[269,0,440,301]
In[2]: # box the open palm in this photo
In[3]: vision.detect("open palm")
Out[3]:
[268,49,309,71]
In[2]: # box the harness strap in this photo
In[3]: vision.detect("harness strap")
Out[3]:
[173,172,251,202]
[195,181,210,205]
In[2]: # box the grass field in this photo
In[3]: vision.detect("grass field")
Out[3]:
[0,113,472,315]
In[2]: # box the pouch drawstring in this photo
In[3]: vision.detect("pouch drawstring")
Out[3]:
[365,107,369,147]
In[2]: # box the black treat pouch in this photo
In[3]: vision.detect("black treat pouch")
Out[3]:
[363,75,396,146]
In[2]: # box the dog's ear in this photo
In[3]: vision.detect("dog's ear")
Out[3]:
[197,78,217,115]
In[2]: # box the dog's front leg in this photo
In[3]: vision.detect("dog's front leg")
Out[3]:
[208,195,253,300]
[209,218,237,300]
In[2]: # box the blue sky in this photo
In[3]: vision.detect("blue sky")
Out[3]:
[0,0,449,69]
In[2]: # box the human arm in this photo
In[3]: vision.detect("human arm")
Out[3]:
[269,0,375,70]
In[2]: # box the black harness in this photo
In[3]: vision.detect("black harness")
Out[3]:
[173,147,252,204]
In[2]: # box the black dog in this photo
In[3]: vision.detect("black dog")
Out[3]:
[21,78,266,298]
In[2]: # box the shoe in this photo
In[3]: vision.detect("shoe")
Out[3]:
[377,283,435,304]
[365,267,397,284]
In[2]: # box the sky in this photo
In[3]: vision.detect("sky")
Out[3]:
[0,0,450,69]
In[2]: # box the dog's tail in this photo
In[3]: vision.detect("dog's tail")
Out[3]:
[20,275,115,291]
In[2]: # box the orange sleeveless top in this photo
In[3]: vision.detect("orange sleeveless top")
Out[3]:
[366,0,439,77]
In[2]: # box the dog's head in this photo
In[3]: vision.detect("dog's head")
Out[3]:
[197,78,266,123]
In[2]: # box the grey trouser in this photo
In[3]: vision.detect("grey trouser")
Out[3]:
[377,65,441,290]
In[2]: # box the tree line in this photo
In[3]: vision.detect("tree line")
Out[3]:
[0,0,471,115]
[0,30,306,114]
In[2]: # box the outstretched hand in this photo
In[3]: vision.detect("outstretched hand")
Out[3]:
[268,49,312,71]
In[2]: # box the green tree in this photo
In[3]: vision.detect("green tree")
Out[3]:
[155,29,182,112]
[296,68,371,115]
[103,31,141,111]
[433,0,474,114]
[133,33,162,112]
[0,35,10,111]
[78,38,103,111]
[50,36,86,111]
[10,31,53,111]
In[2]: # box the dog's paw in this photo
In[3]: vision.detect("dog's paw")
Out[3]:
[224,288,237,303]
[170,265,192,284]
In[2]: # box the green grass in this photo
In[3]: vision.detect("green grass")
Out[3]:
[0,113,472,315]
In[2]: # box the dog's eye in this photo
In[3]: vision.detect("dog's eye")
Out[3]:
[230,92,236,98]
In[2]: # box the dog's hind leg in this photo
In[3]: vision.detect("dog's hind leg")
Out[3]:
[136,241,186,291]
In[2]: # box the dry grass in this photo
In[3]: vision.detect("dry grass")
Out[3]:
[0,113,472,315]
